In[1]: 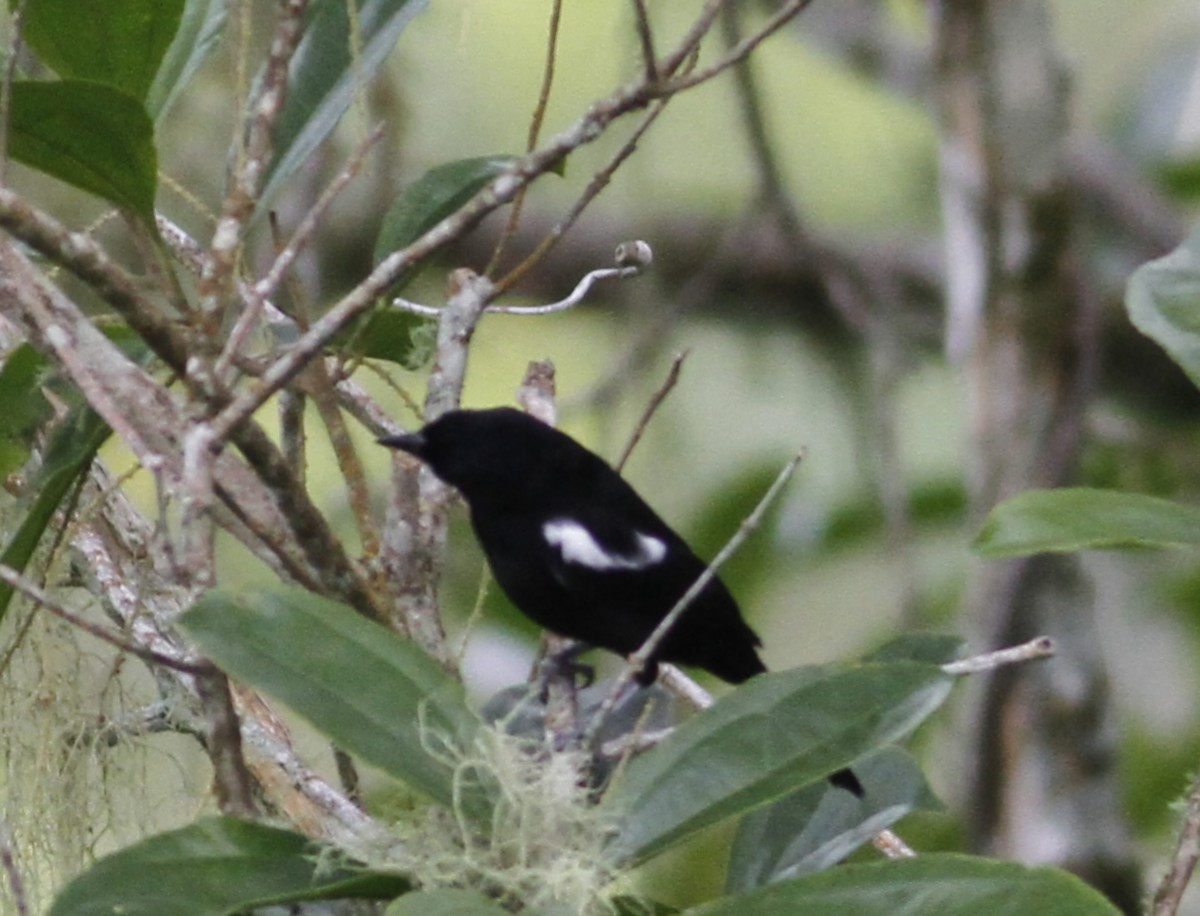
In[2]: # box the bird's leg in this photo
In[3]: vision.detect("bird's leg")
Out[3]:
[535,641,596,701]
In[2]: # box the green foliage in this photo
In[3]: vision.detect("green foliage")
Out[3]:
[0,345,53,481]
[52,596,1107,914]
[975,487,1200,556]
[688,855,1121,916]
[726,747,942,891]
[334,308,437,369]
[373,154,521,292]
[973,224,1200,557]
[863,632,965,665]
[8,80,158,219]
[0,403,109,623]
[603,662,954,866]
[257,0,430,215]
[48,817,409,916]
[146,0,227,119]
[15,0,184,101]
[1128,223,1200,390]
[180,588,483,813]
[386,889,509,916]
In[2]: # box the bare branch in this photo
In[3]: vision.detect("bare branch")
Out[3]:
[199,0,310,318]
[486,0,565,274]
[194,669,259,818]
[215,124,385,386]
[0,564,209,675]
[1152,777,1200,916]
[615,349,689,473]
[656,0,815,96]
[942,637,1055,675]
[873,829,918,859]
[586,450,804,741]
[631,0,659,83]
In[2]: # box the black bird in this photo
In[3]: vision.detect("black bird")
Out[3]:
[381,407,862,795]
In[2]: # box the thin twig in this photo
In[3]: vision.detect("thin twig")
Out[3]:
[941,636,1055,675]
[196,0,800,432]
[586,450,805,742]
[490,95,668,298]
[873,829,918,859]
[487,0,564,275]
[0,564,210,675]
[1153,777,1200,916]
[631,0,659,83]
[657,0,814,96]
[247,124,385,324]
[199,0,310,318]
[657,0,732,79]
[615,349,689,472]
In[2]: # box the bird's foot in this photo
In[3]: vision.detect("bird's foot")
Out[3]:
[536,643,595,700]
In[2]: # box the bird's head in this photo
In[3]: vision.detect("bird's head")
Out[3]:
[379,407,577,504]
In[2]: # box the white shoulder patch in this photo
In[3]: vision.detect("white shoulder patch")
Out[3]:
[543,518,667,571]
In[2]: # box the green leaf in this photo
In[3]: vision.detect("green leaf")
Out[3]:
[147,0,227,119]
[1127,223,1200,389]
[48,816,410,916]
[17,0,185,101]
[0,405,109,624]
[604,661,953,866]
[334,307,436,369]
[372,155,519,290]
[689,854,1121,916]
[257,0,429,215]
[726,748,941,892]
[180,588,482,810]
[974,487,1200,557]
[864,632,965,665]
[0,345,52,481]
[9,80,158,219]
[386,889,509,916]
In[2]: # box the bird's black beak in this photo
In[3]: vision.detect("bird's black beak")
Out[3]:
[378,431,426,457]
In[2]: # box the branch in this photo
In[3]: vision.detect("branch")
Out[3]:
[0,565,209,675]
[614,348,688,473]
[201,0,816,429]
[942,636,1055,675]
[586,450,804,742]
[199,0,310,318]
[1153,777,1200,916]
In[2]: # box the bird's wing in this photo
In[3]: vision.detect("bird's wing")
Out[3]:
[541,515,670,576]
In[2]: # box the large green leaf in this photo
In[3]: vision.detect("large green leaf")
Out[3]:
[974,487,1200,557]
[386,889,509,916]
[256,0,429,215]
[604,662,953,865]
[16,0,184,101]
[372,155,519,277]
[726,747,941,892]
[180,588,482,810]
[48,816,409,916]
[1127,223,1200,389]
[9,80,158,219]
[688,854,1120,916]
[146,0,227,119]
[0,404,109,624]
